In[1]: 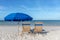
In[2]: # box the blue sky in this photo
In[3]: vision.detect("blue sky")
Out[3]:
[0,0,60,20]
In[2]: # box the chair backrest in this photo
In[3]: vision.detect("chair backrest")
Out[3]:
[22,22,31,32]
[34,22,43,32]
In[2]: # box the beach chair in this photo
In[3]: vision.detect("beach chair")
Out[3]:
[34,22,43,33]
[22,22,31,33]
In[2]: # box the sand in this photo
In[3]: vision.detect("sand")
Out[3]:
[0,31,60,40]
[0,25,60,40]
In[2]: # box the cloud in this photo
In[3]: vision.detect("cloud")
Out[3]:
[0,6,6,11]
[0,6,4,9]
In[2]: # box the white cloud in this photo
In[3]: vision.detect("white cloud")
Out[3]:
[0,6,6,11]
[0,6,4,9]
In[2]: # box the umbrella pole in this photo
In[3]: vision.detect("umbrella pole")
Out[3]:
[18,21,22,35]
[18,21,19,35]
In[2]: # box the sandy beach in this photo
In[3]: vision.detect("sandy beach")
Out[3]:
[0,25,60,40]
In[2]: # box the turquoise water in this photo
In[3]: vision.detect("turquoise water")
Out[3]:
[0,20,60,26]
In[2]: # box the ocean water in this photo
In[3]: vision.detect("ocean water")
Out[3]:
[0,20,60,26]
[34,20,60,26]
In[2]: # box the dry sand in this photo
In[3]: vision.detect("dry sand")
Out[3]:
[0,25,60,40]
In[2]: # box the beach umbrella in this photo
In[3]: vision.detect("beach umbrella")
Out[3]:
[4,13,33,35]
[4,13,33,21]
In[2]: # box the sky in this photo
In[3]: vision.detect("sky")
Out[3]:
[0,0,60,20]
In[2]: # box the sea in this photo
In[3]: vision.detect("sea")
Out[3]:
[0,20,60,26]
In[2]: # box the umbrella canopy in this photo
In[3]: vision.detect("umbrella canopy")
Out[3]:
[4,13,33,21]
